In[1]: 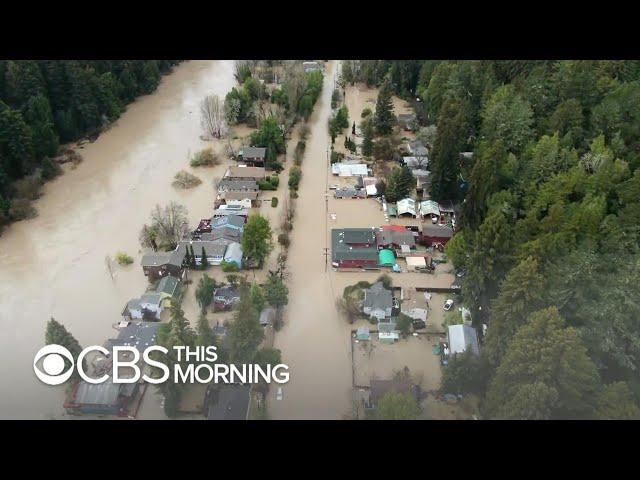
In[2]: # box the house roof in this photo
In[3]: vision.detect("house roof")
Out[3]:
[156,276,181,297]
[378,321,398,333]
[408,140,428,157]
[363,282,394,311]
[331,229,379,264]
[340,228,376,245]
[334,187,365,198]
[421,224,454,238]
[213,206,250,218]
[217,179,259,192]
[375,229,416,248]
[221,191,259,201]
[140,292,163,305]
[109,321,161,354]
[397,198,417,216]
[448,324,480,356]
[405,256,427,268]
[212,215,245,230]
[74,380,121,407]
[225,166,266,180]
[206,384,251,420]
[141,252,172,268]
[241,147,266,159]
[201,227,242,243]
[214,285,240,300]
[378,249,396,266]
[331,162,369,177]
[180,240,228,257]
[420,200,440,217]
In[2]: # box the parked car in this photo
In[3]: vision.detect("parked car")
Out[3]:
[443,299,454,311]
[456,268,467,278]
[412,319,426,330]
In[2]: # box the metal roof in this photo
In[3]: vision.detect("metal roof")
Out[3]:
[448,324,480,356]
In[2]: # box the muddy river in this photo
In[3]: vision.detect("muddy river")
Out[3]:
[0,60,237,419]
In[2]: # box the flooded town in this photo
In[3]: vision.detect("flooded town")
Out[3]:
[4,58,634,422]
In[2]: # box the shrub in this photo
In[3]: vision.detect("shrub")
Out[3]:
[116,252,134,265]
[269,175,279,188]
[221,261,240,272]
[330,150,344,164]
[190,148,220,167]
[172,171,202,189]
[294,140,306,165]
[271,197,278,208]
[41,158,62,180]
[258,180,277,191]
[361,107,372,118]
[278,232,290,247]
[288,166,302,191]
[8,198,36,220]
[299,124,310,141]
[13,174,43,200]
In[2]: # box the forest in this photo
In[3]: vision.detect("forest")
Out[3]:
[343,60,640,419]
[0,60,180,227]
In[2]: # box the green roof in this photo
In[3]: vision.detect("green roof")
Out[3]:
[378,249,396,266]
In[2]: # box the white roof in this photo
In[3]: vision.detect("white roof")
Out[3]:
[331,163,369,177]
[405,256,426,268]
[448,324,480,356]
[366,184,378,196]
[420,200,440,217]
[397,198,416,216]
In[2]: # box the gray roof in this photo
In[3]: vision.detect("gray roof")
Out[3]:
[112,321,161,354]
[75,380,121,406]
[214,285,240,300]
[217,179,259,192]
[375,229,416,248]
[334,187,366,199]
[363,282,394,311]
[141,252,171,268]
[340,228,377,245]
[221,191,259,200]
[421,224,454,238]
[211,215,245,230]
[156,276,181,297]
[179,240,227,257]
[331,229,379,263]
[241,147,266,159]
[378,321,398,333]
[207,385,251,420]
[201,227,242,243]
[213,206,250,218]
[259,307,276,326]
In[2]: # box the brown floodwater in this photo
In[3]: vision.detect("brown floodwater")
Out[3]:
[0,60,237,419]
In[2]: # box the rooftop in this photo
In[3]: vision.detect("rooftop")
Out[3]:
[225,166,266,179]
[363,282,394,311]
[206,384,251,420]
[240,146,266,159]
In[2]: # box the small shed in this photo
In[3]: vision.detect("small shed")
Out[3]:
[448,324,480,356]
[223,242,243,268]
[405,256,427,271]
[356,326,371,341]
[378,322,399,344]
[378,249,396,267]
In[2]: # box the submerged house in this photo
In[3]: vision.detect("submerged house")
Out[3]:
[205,384,252,420]
[363,282,394,321]
[141,248,185,281]
[238,147,266,167]
[334,187,366,199]
[213,285,241,311]
[331,162,369,177]
[212,205,250,219]
[122,293,165,320]
[217,179,259,194]
[211,214,245,232]
[216,190,258,209]
[331,228,379,269]
[65,380,138,416]
[178,240,228,266]
[375,227,416,251]
[396,198,418,217]
[420,224,454,247]
[224,166,267,182]
[378,322,400,344]
[448,324,480,357]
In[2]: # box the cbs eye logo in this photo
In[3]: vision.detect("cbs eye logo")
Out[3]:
[33,345,75,385]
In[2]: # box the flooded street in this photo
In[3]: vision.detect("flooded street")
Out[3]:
[270,61,355,419]
[0,60,237,419]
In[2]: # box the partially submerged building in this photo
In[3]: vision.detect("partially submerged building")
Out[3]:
[448,324,480,357]
[331,228,379,269]
[238,147,266,167]
[363,282,394,321]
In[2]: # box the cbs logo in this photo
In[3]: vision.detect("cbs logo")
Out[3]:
[33,345,76,385]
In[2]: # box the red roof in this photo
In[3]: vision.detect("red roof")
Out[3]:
[380,224,407,232]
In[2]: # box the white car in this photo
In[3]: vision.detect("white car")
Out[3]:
[276,387,283,401]
[443,299,454,311]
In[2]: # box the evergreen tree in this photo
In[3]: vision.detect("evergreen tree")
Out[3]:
[373,76,395,135]
[200,246,209,269]
[23,94,59,159]
[228,288,264,363]
[263,272,289,308]
[44,317,83,381]
[241,214,273,268]
[484,307,600,419]
[195,313,216,348]
[361,118,374,157]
